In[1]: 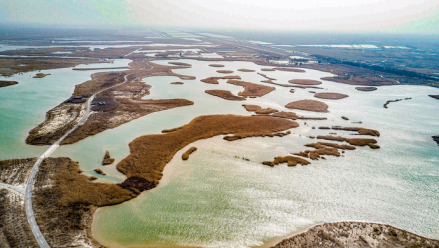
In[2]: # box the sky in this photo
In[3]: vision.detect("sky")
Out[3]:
[0,0,438,33]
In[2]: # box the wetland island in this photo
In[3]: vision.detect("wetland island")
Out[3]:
[1,16,439,248]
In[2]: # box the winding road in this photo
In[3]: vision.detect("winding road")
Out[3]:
[25,72,133,248]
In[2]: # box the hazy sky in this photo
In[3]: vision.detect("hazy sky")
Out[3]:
[1,0,438,33]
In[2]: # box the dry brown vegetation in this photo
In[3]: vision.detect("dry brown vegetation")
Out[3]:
[242,104,279,114]
[226,79,275,97]
[0,188,38,247]
[61,82,193,145]
[224,130,292,141]
[321,75,395,86]
[274,67,306,73]
[182,147,197,160]
[261,68,275,71]
[209,64,225,67]
[331,126,380,136]
[0,80,18,88]
[170,82,184,85]
[258,72,276,81]
[205,90,246,101]
[272,222,439,248]
[288,79,322,85]
[317,135,380,149]
[262,79,295,87]
[285,100,329,113]
[0,158,37,187]
[356,86,378,91]
[238,69,255,72]
[32,157,138,247]
[0,57,105,77]
[262,156,310,167]
[102,151,115,165]
[217,70,234,74]
[168,62,191,66]
[116,115,298,185]
[314,92,349,100]
[200,75,241,84]
[27,59,196,145]
[33,72,50,78]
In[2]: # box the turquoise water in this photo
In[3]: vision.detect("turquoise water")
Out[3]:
[0,59,131,159]
[1,58,438,247]
[88,60,439,247]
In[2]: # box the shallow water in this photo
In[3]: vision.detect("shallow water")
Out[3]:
[87,60,439,247]
[1,57,438,247]
[0,59,131,159]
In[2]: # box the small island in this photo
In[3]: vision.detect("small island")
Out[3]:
[356,86,378,91]
[433,135,439,146]
[0,80,18,88]
[314,92,349,100]
[285,99,329,112]
[217,70,234,74]
[288,79,322,85]
[205,90,246,101]
[33,73,50,78]
[209,64,225,67]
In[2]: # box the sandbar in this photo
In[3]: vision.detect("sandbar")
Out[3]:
[209,64,225,67]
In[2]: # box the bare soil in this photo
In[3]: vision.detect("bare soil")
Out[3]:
[0,158,37,187]
[0,188,38,247]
